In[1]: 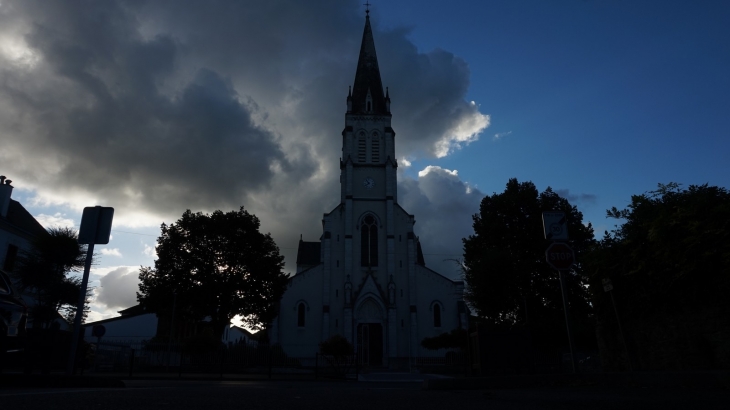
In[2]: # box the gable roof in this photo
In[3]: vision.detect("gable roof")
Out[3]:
[0,199,48,240]
[296,240,321,266]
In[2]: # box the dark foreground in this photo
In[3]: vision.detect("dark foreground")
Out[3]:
[0,379,728,410]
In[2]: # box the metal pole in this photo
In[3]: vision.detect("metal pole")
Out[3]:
[558,270,578,373]
[67,242,94,375]
[167,292,177,371]
[129,349,135,378]
[609,291,632,372]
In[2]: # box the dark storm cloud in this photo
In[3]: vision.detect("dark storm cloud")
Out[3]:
[399,166,484,278]
[555,189,598,205]
[0,0,489,272]
[2,0,293,216]
[377,34,490,158]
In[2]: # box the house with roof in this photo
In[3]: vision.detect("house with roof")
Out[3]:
[82,304,258,346]
[82,305,158,344]
[0,175,77,331]
[0,176,48,274]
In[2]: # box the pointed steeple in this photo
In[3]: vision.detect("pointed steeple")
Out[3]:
[350,13,388,115]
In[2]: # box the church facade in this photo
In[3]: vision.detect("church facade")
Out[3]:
[270,14,468,365]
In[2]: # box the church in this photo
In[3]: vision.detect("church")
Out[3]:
[269,12,468,366]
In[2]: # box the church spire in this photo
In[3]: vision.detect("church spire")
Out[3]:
[350,11,388,115]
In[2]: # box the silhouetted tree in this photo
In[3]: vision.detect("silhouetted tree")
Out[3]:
[13,227,89,328]
[137,207,287,340]
[319,335,354,376]
[463,179,595,349]
[586,183,730,370]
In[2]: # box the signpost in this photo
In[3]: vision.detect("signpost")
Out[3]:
[545,242,575,271]
[603,278,632,371]
[67,206,114,375]
[92,324,106,345]
[542,215,578,373]
[542,211,568,241]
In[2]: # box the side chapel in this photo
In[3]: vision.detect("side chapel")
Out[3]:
[270,12,468,365]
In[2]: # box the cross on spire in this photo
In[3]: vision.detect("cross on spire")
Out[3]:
[364,1,371,15]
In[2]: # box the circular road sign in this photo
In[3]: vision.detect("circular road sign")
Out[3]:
[92,324,106,338]
[545,242,575,270]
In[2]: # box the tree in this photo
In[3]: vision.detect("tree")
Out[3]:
[462,179,595,349]
[319,335,354,376]
[137,207,287,340]
[13,227,88,328]
[586,183,730,370]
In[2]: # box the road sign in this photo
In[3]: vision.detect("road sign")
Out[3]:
[545,242,575,270]
[92,324,106,338]
[602,278,614,292]
[78,206,114,244]
[542,212,568,241]
[69,205,113,374]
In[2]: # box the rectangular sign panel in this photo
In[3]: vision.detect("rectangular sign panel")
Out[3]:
[78,206,114,244]
[542,211,568,240]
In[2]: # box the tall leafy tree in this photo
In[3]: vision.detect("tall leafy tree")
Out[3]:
[586,183,730,370]
[463,179,595,348]
[13,227,88,327]
[137,207,287,339]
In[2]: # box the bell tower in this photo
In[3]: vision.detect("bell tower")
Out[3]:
[340,11,397,205]
[271,8,468,362]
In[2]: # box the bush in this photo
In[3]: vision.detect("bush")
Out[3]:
[319,334,353,356]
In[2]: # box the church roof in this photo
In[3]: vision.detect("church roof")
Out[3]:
[350,14,388,115]
[416,239,426,266]
[296,240,321,266]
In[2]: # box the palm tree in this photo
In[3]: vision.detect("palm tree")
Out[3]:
[13,227,90,328]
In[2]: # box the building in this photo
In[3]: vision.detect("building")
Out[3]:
[82,305,158,344]
[0,176,47,274]
[270,13,468,366]
[83,305,258,346]
[0,176,78,330]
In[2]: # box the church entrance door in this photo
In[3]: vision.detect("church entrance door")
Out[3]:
[356,323,383,366]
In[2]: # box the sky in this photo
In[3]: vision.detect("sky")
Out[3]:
[1,0,728,324]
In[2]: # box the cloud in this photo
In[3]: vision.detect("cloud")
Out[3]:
[399,166,483,278]
[142,243,156,258]
[0,0,489,274]
[94,266,140,310]
[34,212,75,229]
[493,131,512,141]
[555,189,598,205]
[100,248,122,257]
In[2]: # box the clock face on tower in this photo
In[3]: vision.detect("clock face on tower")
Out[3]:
[363,177,376,189]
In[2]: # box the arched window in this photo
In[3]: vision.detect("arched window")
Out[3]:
[297,303,306,327]
[360,214,378,267]
[433,304,442,328]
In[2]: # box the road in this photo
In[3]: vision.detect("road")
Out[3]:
[0,379,728,409]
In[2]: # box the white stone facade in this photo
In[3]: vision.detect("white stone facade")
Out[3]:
[270,15,467,365]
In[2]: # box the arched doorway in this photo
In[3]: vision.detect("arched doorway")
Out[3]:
[355,298,384,366]
[357,323,383,366]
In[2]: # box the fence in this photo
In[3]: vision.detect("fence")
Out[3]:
[90,340,312,377]
[85,340,470,378]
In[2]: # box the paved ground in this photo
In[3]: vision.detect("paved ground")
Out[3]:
[0,378,728,410]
